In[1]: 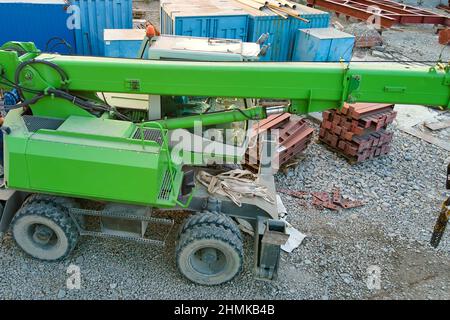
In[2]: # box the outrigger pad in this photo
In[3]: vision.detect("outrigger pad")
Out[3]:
[446,163,450,190]
[256,219,288,281]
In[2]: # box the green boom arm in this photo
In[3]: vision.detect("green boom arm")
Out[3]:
[0,41,449,124]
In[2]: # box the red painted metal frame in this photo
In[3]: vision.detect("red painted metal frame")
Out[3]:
[307,0,450,28]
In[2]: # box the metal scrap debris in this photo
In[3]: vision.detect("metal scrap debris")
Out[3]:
[310,191,339,210]
[331,188,364,209]
[279,188,364,211]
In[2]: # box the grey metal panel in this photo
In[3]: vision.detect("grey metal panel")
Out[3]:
[0,190,28,236]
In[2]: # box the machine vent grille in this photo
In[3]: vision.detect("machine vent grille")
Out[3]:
[22,115,64,132]
[132,128,163,145]
[158,169,174,201]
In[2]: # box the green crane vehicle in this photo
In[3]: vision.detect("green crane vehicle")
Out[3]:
[0,41,449,285]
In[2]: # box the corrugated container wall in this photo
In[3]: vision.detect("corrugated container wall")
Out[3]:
[159,0,330,61]
[160,3,249,40]
[245,6,330,61]
[70,0,133,56]
[246,15,282,62]
[0,0,75,55]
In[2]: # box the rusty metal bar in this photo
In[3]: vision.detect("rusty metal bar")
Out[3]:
[357,0,445,15]
[307,0,397,27]
[307,0,450,27]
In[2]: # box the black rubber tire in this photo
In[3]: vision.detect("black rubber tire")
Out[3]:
[176,224,243,286]
[11,201,79,261]
[180,211,242,241]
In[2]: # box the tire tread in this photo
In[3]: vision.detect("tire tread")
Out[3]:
[12,199,79,262]
[176,224,244,285]
[180,211,242,241]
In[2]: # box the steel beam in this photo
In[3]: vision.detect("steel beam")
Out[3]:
[307,0,397,28]
[308,0,450,27]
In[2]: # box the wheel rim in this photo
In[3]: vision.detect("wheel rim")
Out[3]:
[189,246,227,276]
[28,223,58,249]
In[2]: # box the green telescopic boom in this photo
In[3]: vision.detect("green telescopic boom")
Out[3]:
[0,41,449,123]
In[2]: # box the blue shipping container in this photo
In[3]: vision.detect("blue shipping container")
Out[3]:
[70,0,132,56]
[160,3,249,40]
[246,7,329,61]
[0,0,75,55]
[287,10,330,61]
[159,0,330,61]
[292,28,355,62]
[103,29,146,58]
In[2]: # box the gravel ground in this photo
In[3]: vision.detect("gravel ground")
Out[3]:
[350,24,450,63]
[329,0,450,63]
[134,0,160,26]
[275,120,450,300]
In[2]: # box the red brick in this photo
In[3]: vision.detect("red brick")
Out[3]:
[319,128,326,138]
[323,120,332,130]
[344,131,354,141]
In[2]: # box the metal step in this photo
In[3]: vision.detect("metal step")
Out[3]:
[69,207,173,225]
[69,205,174,246]
[79,230,166,246]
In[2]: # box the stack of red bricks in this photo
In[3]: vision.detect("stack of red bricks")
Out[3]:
[243,113,314,172]
[319,103,397,163]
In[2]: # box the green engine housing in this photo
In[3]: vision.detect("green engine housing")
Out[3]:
[4,108,183,207]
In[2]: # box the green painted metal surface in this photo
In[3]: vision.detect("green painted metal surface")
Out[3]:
[154,106,268,130]
[2,52,449,113]
[3,109,181,207]
[1,45,449,115]
[0,43,449,208]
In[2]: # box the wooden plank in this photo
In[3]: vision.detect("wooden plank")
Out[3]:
[424,120,450,131]
[402,127,450,152]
